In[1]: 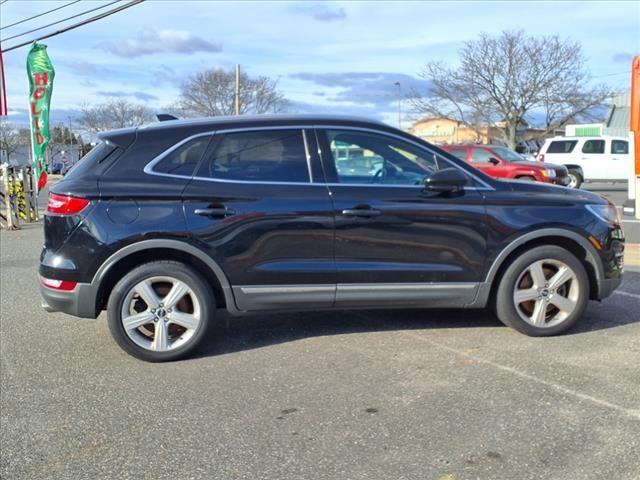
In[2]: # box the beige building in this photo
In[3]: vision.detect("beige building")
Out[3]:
[408,117,501,145]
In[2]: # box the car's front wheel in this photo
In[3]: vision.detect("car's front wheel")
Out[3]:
[493,246,589,336]
[107,261,213,361]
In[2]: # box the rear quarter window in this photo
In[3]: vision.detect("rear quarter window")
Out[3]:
[611,140,629,154]
[546,140,577,154]
[152,136,211,177]
[62,142,119,180]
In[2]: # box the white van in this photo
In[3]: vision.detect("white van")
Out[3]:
[537,136,631,188]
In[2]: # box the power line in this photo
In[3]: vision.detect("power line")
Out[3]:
[3,0,144,52]
[2,0,122,43]
[1,0,82,31]
[591,71,630,78]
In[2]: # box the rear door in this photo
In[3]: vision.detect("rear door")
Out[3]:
[316,127,488,308]
[181,128,335,311]
[579,139,607,180]
[610,138,631,180]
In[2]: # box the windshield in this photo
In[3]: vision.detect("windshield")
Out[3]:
[491,146,525,162]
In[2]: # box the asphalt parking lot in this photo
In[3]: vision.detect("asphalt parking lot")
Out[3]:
[1,211,639,479]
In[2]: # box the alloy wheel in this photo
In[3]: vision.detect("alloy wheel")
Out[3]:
[512,259,580,328]
[120,276,201,352]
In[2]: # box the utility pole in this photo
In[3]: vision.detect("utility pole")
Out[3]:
[394,81,402,129]
[67,116,72,156]
[235,64,240,116]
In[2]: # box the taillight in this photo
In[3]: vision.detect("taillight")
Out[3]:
[538,154,545,162]
[47,193,89,215]
[39,276,77,291]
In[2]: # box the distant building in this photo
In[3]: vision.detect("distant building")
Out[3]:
[408,117,501,145]
[563,92,630,138]
[408,116,547,149]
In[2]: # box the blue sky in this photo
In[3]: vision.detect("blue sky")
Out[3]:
[1,0,638,128]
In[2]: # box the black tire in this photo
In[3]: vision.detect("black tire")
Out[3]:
[567,170,583,189]
[493,245,589,337]
[107,261,213,362]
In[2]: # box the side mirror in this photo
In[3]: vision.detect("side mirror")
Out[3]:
[424,168,469,193]
[488,157,500,165]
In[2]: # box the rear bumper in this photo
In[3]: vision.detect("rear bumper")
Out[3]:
[39,282,98,319]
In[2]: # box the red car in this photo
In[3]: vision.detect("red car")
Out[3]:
[441,144,569,185]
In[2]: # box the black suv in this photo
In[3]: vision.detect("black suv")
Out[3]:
[39,115,625,361]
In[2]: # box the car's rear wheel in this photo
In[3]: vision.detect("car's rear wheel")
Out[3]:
[493,246,589,336]
[107,261,213,361]
[567,170,583,188]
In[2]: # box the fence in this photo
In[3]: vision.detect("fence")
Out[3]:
[0,165,39,230]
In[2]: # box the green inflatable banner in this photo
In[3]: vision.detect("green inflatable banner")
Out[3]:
[26,43,55,192]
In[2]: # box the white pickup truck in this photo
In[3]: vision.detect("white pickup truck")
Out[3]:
[537,136,631,188]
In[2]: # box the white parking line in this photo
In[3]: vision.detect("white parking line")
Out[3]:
[614,291,640,300]
[404,332,640,420]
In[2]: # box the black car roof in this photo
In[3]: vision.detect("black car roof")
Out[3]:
[98,114,390,142]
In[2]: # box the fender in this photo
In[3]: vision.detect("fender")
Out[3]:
[92,239,239,314]
[468,227,604,308]
[563,165,584,175]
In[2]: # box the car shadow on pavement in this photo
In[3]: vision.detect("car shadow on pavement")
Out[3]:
[192,271,639,359]
[194,307,503,359]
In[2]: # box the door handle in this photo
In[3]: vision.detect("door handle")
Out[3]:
[341,208,382,217]
[194,207,236,218]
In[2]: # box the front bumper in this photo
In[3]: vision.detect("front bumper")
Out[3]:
[598,277,623,299]
[552,176,571,186]
[39,282,98,319]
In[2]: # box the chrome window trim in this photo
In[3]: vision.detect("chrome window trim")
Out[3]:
[301,129,314,182]
[143,131,214,179]
[143,123,495,190]
[144,125,315,185]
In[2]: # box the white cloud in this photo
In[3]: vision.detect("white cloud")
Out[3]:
[95,29,222,58]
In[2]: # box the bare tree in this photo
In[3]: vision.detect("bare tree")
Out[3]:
[78,99,154,134]
[0,121,30,164]
[175,68,288,117]
[411,31,611,148]
[49,123,79,159]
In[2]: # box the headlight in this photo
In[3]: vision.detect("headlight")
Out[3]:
[545,168,556,177]
[586,204,621,225]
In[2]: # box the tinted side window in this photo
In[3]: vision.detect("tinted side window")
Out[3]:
[448,148,468,160]
[581,140,605,154]
[611,140,629,154]
[153,136,210,176]
[546,140,577,154]
[199,130,309,183]
[326,129,447,185]
[470,148,494,163]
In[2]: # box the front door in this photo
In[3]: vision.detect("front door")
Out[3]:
[470,147,503,178]
[182,128,335,311]
[316,128,488,308]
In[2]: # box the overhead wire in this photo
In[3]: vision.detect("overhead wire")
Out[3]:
[2,0,122,43]
[1,0,82,31]
[3,0,145,52]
